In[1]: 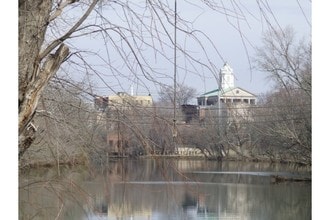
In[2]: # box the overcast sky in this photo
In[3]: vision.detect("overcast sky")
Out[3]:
[174,0,311,97]
[58,0,311,102]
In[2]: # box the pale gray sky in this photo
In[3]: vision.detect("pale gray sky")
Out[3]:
[58,0,311,103]
[174,0,311,97]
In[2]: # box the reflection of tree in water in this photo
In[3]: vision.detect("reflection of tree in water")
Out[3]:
[87,159,310,219]
[181,192,211,220]
[181,192,197,220]
[20,159,310,219]
[182,192,197,209]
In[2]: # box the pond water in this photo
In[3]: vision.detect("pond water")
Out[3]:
[19,159,311,220]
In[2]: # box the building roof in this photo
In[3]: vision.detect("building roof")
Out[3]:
[108,92,153,107]
[197,87,256,98]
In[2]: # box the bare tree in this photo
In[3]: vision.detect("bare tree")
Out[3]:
[19,81,106,167]
[254,26,311,97]
[158,83,197,106]
[18,1,204,158]
[19,0,238,159]
[253,27,311,164]
[19,0,310,164]
[19,0,98,158]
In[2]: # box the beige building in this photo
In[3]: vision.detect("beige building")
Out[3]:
[94,92,153,111]
[94,92,153,155]
[108,92,153,109]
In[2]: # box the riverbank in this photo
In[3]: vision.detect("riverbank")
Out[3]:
[19,153,311,171]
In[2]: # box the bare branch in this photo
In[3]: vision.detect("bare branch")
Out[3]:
[39,0,99,60]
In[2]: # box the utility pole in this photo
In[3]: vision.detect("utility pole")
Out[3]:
[173,0,178,151]
[218,69,222,124]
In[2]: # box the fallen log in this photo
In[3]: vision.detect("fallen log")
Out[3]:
[271,175,311,183]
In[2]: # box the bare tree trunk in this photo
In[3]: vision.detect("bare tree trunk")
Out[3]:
[19,0,69,158]
[19,0,98,159]
[19,44,69,158]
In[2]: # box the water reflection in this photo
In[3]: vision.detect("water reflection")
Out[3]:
[19,159,311,220]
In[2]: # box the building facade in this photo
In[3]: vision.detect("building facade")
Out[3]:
[197,63,257,121]
[94,92,153,155]
[108,92,153,109]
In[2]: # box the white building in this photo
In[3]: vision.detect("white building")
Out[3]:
[198,63,256,106]
[197,63,257,121]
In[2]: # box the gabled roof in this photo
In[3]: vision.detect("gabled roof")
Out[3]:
[197,87,256,98]
[200,89,219,96]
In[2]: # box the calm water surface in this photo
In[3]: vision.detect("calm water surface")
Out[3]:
[19,159,311,220]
